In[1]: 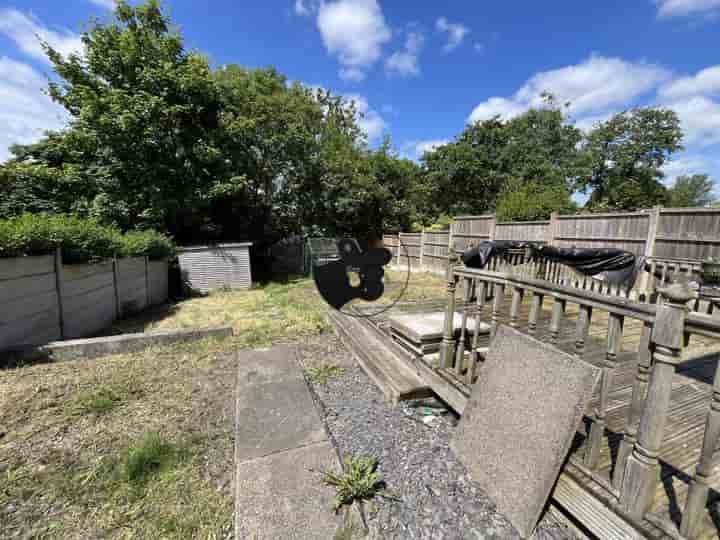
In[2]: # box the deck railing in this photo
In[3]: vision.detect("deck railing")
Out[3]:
[438,251,720,538]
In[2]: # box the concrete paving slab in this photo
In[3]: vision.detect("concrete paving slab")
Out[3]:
[388,311,490,343]
[451,325,600,539]
[235,440,343,540]
[236,346,328,462]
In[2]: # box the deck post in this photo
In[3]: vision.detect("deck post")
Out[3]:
[467,279,486,385]
[680,357,720,538]
[528,292,543,335]
[455,277,473,374]
[491,282,506,337]
[614,321,653,489]
[585,312,624,469]
[549,296,565,344]
[574,305,592,356]
[620,282,695,520]
[509,286,524,328]
[439,251,458,370]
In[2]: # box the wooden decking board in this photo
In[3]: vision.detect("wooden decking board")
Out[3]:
[352,290,720,539]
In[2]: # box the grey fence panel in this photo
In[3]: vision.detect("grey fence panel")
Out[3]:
[383,234,399,259]
[0,255,61,348]
[554,212,650,256]
[117,257,148,316]
[398,232,422,271]
[148,260,169,305]
[422,231,450,274]
[655,208,720,259]
[495,221,549,243]
[451,215,494,253]
[60,261,116,339]
[178,243,253,292]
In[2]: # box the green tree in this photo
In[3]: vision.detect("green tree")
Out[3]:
[667,174,715,207]
[578,108,683,211]
[496,181,577,221]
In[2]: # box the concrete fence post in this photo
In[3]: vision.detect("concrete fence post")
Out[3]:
[419,228,425,272]
[112,256,121,318]
[547,212,559,246]
[638,206,661,296]
[488,214,497,241]
[397,233,401,266]
[144,256,150,307]
[53,247,66,339]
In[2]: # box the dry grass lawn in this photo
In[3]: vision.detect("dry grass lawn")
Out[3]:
[0,269,446,539]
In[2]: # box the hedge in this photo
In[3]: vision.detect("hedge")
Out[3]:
[0,214,176,263]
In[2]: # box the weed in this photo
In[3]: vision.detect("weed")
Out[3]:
[322,455,385,512]
[69,385,122,415]
[304,364,344,385]
[121,432,186,485]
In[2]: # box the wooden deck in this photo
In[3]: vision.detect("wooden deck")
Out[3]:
[358,293,720,539]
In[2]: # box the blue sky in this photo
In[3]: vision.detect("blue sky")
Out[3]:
[1,0,720,196]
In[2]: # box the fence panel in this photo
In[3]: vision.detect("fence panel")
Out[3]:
[495,221,549,243]
[148,260,169,305]
[117,257,149,316]
[554,212,650,256]
[0,255,61,348]
[422,231,450,274]
[60,261,117,339]
[383,234,399,260]
[451,215,494,253]
[398,232,422,271]
[655,208,720,259]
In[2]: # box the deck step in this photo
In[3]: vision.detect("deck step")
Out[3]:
[328,309,433,403]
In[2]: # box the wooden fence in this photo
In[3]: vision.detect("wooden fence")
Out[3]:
[0,251,168,351]
[384,206,720,275]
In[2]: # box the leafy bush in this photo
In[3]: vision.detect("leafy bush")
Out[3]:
[0,213,175,263]
[118,230,176,260]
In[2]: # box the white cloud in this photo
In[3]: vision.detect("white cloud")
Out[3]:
[661,155,715,184]
[385,31,424,77]
[473,42,485,55]
[0,9,83,64]
[339,67,367,82]
[414,139,449,156]
[659,65,720,100]
[663,95,720,147]
[89,0,116,9]
[317,0,391,82]
[344,94,387,142]
[655,0,720,17]
[0,56,68,162]
[435,17,469,52]
[468,55,669,124]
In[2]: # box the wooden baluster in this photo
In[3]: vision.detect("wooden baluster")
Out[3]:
[467,280,487,385]
[574,305,592,357]
[647,260,657,303]
[680,360,720,539]
[509,286,524,328]
[614,321,652,489]
[621,282,695,520]
[491,282,505,336]
[549,296,565,344]
[440,254,458,370]
[528,292,544,335]
[585,312,624,469]
[455,277,473,376]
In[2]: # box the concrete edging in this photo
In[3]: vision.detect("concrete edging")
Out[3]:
[2,326,233,364]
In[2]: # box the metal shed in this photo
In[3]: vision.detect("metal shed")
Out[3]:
[177,243,253,293]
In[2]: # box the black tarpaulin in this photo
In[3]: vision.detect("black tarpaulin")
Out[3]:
[461,241,644,287]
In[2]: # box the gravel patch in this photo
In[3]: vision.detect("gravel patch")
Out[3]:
[296,335,579,540]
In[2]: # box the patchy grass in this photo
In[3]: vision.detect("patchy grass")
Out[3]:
[323,455,385,512]
[304,364,344,385]
[0,338,236,539]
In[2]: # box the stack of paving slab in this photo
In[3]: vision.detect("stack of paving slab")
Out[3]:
[388,311,491,357]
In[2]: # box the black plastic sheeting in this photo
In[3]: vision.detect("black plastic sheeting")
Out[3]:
[461,241,645,287]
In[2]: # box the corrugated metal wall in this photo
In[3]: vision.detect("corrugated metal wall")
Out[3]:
[178,243,253,292]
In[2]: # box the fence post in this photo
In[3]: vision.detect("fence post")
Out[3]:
[419,228,425,271]
[547,212,558,246]
[396,233,401,266]
[112,256,121,318]
[639,206,661,298]
[53,247,65,339]
[449,219,455,258]
[145,256,150,308]
[488,214,497,241]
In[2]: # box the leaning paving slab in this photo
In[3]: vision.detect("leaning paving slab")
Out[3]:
[0,326,233,364]
[451,325,601,539]
[235,346,345,539]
